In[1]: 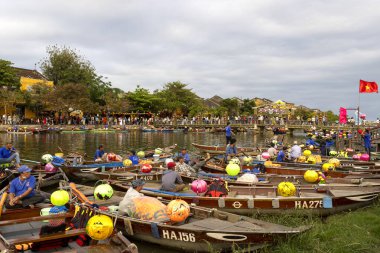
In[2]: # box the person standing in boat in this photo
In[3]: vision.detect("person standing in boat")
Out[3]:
[94,144,105,162]
[129,150,139,165]
[118,179,145,215]
[161,162,186,192]
[178,147,190,164]
[6,165,45,209]
[0,141,21,167]
[225,122,234,144]
[363,129,372,160]
[225,138,238,162]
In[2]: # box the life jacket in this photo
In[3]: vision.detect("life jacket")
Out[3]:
[205,179,229,197]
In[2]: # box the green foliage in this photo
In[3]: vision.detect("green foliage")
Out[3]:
[0,89,24,114]
[220,98,239,116]
[240,99,256,115]
[325,110,339,122]
[155,81,202,116]
[0,59,19,88]
[126,86,161,112]
[23,83,54,115]
[294,107,313,120]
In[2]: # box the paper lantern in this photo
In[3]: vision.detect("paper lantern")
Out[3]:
[50,190,70,206]
[41,154,53,163]
[243,156,253,165]
[165,158,174,165]
[167,199,190,223]
[303,150,312,157]
[191,179,208,194]
[107,153,117,161]
[352,154,360,160]
[94,184,114,200]
[86,215,114,240]
[229,157,240,165]
[123,159,132,167]
[154,148,163,155]
[329,151,338,157]
[307,156,316,164]
[226,163,240,176]
[141,164,152,173]
[304,170,319,183]
[360,154,370,161]
[328,158,340,168]
[261,152,270,160]
[45,163,57,173]
[137,151,145,158]
[277,182,296,197]
[322,163,335,172]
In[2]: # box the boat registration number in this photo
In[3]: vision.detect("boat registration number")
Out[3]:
[295,200,323,209]
[162,230,196,242]
[139,175,154,181]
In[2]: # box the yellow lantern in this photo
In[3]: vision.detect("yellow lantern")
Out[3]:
[167,199,190,223]
[277,182,296,197]
[50,190,70,206]
[86,215,114,240]
[304,170,319,183]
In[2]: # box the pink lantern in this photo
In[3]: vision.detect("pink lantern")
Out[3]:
[360,154,370,161]
[45,163,57,173]
[141,164,152,173]
[261,152,270,160]
[352,154,360,160]
[359,114,366,120]
[191,179,208,194]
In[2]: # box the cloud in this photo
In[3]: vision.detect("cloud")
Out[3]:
[0,0,379,118]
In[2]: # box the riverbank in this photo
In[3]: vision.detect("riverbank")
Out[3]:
[0,124,143,131]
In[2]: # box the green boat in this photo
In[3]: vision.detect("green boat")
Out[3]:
[89,129,116,133]
[61,130,88,133]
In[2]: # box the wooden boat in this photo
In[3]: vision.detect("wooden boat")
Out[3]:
[111,181,380,217]
[6,130,33,135]
[89,129,116,133]
[192,143,258,155]
[61,130,89,133]
[70,184,308,252]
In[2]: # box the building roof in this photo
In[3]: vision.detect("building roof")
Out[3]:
[12,67,47,80]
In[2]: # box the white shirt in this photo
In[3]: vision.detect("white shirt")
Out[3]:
[268,147,277,157]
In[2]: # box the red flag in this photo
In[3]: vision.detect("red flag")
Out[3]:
[359,80,378,93]
[339,107,347,124]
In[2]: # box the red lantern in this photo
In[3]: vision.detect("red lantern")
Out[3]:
[141,164,152,173]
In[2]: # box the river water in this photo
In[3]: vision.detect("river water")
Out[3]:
[0,131,305,253]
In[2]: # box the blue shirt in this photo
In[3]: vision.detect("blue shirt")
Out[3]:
[9,176,36,198]
[129,155,139,165]
[179,153,190,164]
[364,133,371,148]
[0,147,14,159]
[276,150,285,162]
[225,126,232,137]
[306,139,317,146]
[326,140,334,148]
[94,149,105,160]
[226,145,237,155]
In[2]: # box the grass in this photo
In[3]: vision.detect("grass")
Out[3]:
[254,200,380,253]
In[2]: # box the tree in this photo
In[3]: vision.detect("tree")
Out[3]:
[240,99,256,115]
[0,59,19,88]
[103,88,129,113]
[294,107,313,120]
[0,89,24,115]
[220,98,239,116]
[23,83,54,117]
[156,81,202,116]
[126,86,161,112]
[325,110,339,122]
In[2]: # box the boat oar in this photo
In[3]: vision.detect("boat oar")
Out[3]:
[21,159,40,164]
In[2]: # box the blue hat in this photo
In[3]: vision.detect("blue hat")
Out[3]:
[131,179,145,188]
[18,165,32,173]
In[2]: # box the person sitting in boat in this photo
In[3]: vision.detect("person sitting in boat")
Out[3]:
[225,138,237,161]
[290,141,301,161]
[6,165,45,209]
[0,141,21,167]
[129,150,139,165]
[178,147,190,164]
[118,179,145,215]
[267,143,277,160]
[175,156,195,176]
[276,146,288,162]
[161,162,186,192]
[94,144,105,162]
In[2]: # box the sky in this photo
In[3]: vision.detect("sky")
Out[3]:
[0,0,379,119]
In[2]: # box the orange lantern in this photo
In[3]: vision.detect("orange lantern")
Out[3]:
[166,199,190,223]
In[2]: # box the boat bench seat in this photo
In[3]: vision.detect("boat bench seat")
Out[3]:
[6,228,87,245]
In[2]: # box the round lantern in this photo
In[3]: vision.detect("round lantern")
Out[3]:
[123,159,132,167]
[94,184,114,200]
[107,153,117,161]
[304,170,319,183]
[137,151,145,158]
[307,156,316,164]
[309,145,314,150]
[41,154,53,164]
[243,156,253,165]
[352,154,360,160]
[261,152,270,160]
[297,156,307,163]
[264,161,273,167]
[229,157,240,165]
[45,163,57,173]
[50,190,70,206]
[303,150,312,157]
[226,163,240,176]
[165,158,174,166]
[277,182,296,197]
[154,148,163,155]
[86,214,114,240]
[328,158,340,168]
[191,179,208,194]
[329,151,338,157]
[141,164,152,173]
[322,163,335,172]
[360,154,370,161]
[167,199,190,223]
